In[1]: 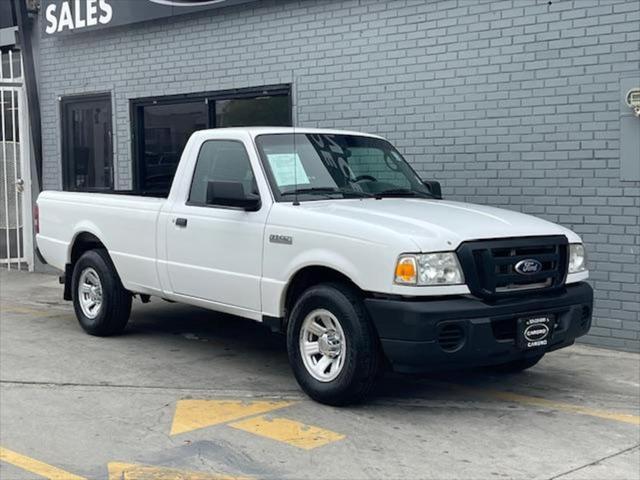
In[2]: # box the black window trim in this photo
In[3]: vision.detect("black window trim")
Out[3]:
[185,138,262,212]
[130,84,292,195]
[60,92,114,192]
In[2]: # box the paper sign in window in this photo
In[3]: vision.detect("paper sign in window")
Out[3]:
[267,153,310,187]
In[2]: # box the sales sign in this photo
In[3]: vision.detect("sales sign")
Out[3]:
[42,0,256,36]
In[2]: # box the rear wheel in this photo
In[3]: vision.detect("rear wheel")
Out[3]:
[287,283,380,406]
[72,249,132,336]
[491,354,544,373]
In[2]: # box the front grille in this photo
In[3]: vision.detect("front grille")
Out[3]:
[456,236,568,300]
[437,323,465,352]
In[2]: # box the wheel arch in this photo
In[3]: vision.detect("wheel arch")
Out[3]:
[70,231,107,265]
[63,231,115,301]
[281,265,363,323]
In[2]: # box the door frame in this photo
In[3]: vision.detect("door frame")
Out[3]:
[60,92,114,192]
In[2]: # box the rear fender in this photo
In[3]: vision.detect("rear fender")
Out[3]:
[67,221,107,264]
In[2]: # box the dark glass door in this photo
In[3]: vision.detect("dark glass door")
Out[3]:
[62,95,113,191]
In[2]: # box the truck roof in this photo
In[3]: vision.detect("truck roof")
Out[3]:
[194,126,386,140]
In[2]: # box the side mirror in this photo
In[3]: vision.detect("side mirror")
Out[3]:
[422,180,442,199]
[206,181,261,211]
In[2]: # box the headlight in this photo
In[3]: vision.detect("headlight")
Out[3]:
[395,252,464,286]
[568,243,587,273]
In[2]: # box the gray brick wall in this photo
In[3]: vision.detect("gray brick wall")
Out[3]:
[38,0,640,351]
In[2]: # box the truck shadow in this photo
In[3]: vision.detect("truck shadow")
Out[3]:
[122,299,578,404]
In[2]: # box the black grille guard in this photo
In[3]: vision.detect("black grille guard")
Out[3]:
[456,235,569,301]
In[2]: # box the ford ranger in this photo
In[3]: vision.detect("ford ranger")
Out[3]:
[36,127,593,405]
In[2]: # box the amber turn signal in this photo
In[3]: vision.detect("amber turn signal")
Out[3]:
[395,256,417,284]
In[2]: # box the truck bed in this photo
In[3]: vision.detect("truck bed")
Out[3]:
[37,191,166,295]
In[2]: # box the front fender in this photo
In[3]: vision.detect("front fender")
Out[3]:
[282,248,362,291]
[261,248,362,319]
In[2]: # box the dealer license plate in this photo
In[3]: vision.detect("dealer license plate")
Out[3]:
[518,315,553,349]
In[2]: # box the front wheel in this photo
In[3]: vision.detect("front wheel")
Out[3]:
[72,249,132,336]
[287,283,380,406]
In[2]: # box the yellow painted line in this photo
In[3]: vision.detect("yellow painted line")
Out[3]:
[447,384,640,426]
[229,415,345,450]
[0,446,86,480]
[1,305,49,316]
[108,462,250,480]
[0,304,68,318]
[170,399,294,435]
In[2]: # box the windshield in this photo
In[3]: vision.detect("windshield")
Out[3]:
[255,133,433,201]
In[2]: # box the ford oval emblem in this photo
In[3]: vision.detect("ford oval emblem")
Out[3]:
[515,259,543,275]
[524,324,549,342]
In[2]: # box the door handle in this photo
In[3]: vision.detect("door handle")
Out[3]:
[175,218,188,228]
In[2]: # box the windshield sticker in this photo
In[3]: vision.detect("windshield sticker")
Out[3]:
[267,153,310,187]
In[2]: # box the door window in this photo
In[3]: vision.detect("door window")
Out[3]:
[62,94,113,191]
[188,141,257,206]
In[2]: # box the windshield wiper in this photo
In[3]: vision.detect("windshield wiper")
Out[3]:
[374,188,434,199]
[281,187,374,199]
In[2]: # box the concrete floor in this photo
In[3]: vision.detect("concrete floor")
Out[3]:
[1,269,639,480]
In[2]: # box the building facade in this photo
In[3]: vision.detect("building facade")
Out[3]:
[33,0,640,350]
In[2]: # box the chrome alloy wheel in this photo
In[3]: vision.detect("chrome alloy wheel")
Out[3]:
[78,267,103,319]
[299,309,347,382]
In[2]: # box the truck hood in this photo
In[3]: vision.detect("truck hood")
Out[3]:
[299,198,580,251]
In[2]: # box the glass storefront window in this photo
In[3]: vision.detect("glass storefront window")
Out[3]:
[140,102,207,195]
[133,87,290,195]
[216,95,290,128]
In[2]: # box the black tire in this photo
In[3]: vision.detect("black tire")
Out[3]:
[491,354,544,373]
[287,282,380,406]
[72,249,132,336]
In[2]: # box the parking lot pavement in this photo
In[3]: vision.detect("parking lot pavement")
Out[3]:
[1,270,639,480]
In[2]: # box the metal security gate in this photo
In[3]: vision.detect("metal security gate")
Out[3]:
[1,49,33,271]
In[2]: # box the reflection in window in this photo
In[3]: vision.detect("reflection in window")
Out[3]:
[348,148,410,186]
[256,134,424,201]
[216,96,290,127]
[1,90,19,142]
[140,102,207,194]
[0,49,22,81]
[62,95,113,191]
[133,88,291,195]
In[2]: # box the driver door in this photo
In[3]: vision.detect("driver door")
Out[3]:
[165,140,266,312]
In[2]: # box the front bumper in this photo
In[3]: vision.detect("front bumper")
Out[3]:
[365,282,593,373]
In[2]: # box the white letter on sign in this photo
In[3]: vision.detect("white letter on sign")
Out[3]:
[57,1,74,32]
[45,3,58,34]
[98,0,113,25]
[74,0,86,28]
[86,0,98,26]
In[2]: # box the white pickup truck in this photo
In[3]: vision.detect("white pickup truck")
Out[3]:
[37,127,593,405]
